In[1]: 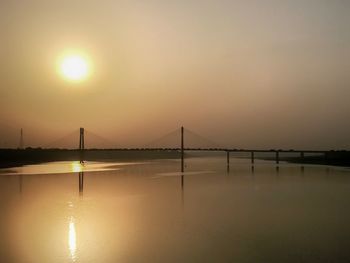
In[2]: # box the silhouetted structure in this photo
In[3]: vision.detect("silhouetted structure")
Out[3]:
[181,126,184,173]
[79,128,85,163]
[226,151,230,172]
[1,126,350,168]
[19,128,24,149]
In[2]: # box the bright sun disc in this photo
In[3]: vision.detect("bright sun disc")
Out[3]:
[60,55,89,81]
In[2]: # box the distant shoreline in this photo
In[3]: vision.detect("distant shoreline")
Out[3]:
[0,149,180,169]
[1,149,349,169]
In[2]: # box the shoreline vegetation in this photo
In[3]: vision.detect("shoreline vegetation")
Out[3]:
[0,148,350,169]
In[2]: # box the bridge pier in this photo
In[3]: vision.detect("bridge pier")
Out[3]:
[226,151,230,171]
[300,151,305,170]
[251,151,255,165]
[181,126,184,173]
[276,151,280,165]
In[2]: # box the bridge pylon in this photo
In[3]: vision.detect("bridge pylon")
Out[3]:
[79,128,85,163]
[181,126,184,173]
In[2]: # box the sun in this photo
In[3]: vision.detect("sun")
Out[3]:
[59,53,90,82]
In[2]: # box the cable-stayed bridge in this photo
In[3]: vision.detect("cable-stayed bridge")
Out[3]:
[5,127,349,196]
[45,127,222,150]
[41,126,346,171]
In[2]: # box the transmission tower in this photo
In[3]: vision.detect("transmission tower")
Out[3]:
[19,128,24,149]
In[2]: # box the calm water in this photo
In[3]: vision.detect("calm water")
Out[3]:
[1,157,350,263]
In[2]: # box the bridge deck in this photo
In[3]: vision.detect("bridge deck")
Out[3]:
[86,148,348,154]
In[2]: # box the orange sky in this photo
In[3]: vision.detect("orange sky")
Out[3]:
[1,0,350,149]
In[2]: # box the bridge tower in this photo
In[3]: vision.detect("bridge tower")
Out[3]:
[79,128,85,163]
[19,128,24,149]
[181,126,184,173]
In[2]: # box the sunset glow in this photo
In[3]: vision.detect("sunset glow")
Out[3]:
[59,54,90,82]
[1,1,350,262]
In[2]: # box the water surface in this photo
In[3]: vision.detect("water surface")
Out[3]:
[1,157,350,262]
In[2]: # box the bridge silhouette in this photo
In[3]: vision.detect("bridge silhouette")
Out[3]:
[43,126,344,171]
[9,127,348,197]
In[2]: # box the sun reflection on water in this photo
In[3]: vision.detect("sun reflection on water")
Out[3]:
[68,216,77,261]
[71,161,83,173]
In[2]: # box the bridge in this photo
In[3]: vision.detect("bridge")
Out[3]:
[44,126,346,171]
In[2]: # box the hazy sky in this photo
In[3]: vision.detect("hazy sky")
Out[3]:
[1,0,350,149]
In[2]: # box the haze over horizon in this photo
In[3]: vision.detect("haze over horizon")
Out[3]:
[1,0,350,149]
